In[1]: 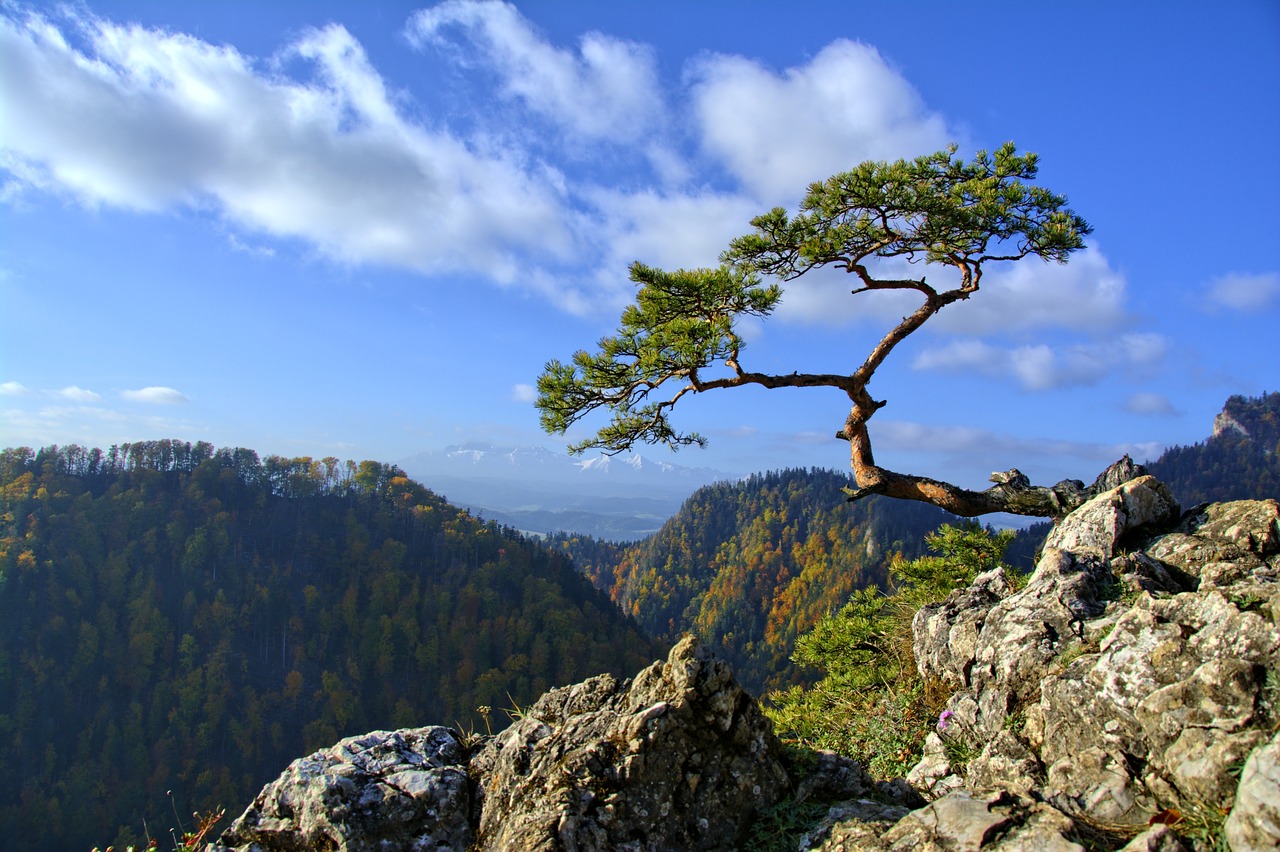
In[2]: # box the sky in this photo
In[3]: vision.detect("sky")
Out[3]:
[1,0,1278,494]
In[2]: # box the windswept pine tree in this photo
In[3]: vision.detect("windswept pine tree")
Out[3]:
[0,441,659,852]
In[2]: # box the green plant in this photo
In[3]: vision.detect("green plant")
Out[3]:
[941,735,979,773]
[742,795,832,852]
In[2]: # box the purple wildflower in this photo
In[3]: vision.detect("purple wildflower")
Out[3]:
[937,710,955,731]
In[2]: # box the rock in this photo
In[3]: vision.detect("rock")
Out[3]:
[965,730,1043,796]
[878,789,1083,851]
[1042,475,1179,558]
[913,568,1013,692]
[471,634,790,851]
[1225,730,1280,852]
[1116,824,1191,851]
[908,484,1279,848]
[211,726,472,851]
[797,798,913,851]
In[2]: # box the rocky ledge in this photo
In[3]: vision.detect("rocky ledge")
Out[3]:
[210,470,1279,851]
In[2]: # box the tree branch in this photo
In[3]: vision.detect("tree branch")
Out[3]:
[840,456,1149,519]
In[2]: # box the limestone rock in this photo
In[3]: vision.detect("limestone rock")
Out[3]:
[211,726,472,852]
[1042,474,1178,558]
[471,634,789,851]
[1116,824,1191,852]
[1225,730,1280,852]
[908,486,1279,849]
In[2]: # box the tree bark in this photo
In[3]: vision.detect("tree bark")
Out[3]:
[841,453,1148,519]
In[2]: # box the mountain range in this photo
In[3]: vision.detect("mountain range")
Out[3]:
[399,442,733,540]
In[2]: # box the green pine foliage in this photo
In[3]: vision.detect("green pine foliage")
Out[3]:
[0,441,659,852]
[552,468,958,694]
[766,524,1015,779]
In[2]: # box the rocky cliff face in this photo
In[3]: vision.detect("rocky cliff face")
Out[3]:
[209,473,1279,851]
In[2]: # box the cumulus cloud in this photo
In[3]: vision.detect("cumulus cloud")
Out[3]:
[0,9,573,285]
[0,381,30,396]
[56,386,102,402]
[406,0,664,145]
[688,39,952,203]
[933,247,1129,334]
[121,386,190,404]
[912,333,1169,391]
[1204,272,1280,312]
[510,383,537,403]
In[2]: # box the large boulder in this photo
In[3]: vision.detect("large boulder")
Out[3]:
[471,634,790,851]
[211,726,473,851]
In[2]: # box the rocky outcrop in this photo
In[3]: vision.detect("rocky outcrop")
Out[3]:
[210,636,791,852]
[879,481,1280,851]
[211,469,1279,851]
[471,634,790,850]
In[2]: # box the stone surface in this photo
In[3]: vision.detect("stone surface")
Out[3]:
[1225,730,1280,852]
[211,726,472,851]
[818,789,1085,852]
[908,490,1279,848]
[471,634,790,851]
[1042,475,1178,558]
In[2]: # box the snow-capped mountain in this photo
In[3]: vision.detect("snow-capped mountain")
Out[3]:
[398,442,733,540]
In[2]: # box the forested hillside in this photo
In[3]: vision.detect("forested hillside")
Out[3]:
[1148,391,1279,504]
[0,441,659,852]
[553,468,958,694]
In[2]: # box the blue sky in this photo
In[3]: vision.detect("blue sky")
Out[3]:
[2,0,1278,492]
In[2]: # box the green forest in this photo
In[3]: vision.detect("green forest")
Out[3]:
[552,468,960,694]
[0,441,658,852]
[3,394,1273,851]
[1149,391,1279,505]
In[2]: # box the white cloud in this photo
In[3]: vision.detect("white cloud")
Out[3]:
[688,39,952,203]
[121,386,190,404]
[56,386,102,402]
[0,381,30,396]
[0,9,573,285]
[912,333,1169,391]
[768,241,1126,339]
[510,383,536,403]
[1123,392,1177,416]
[406,0,665,146]
[1204,272,1280,312]
[932,247,1129,334]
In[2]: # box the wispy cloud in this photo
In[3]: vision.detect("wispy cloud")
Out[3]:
[509,383,536,403]
[56,386,102,402]
[121,386,190,404]
[872,419,1166,469]
[1123,392,1178,416]
[406,0,665,146]
[1203,272,1280,312]
[0,381,31,396]
[912,333,1169,391]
